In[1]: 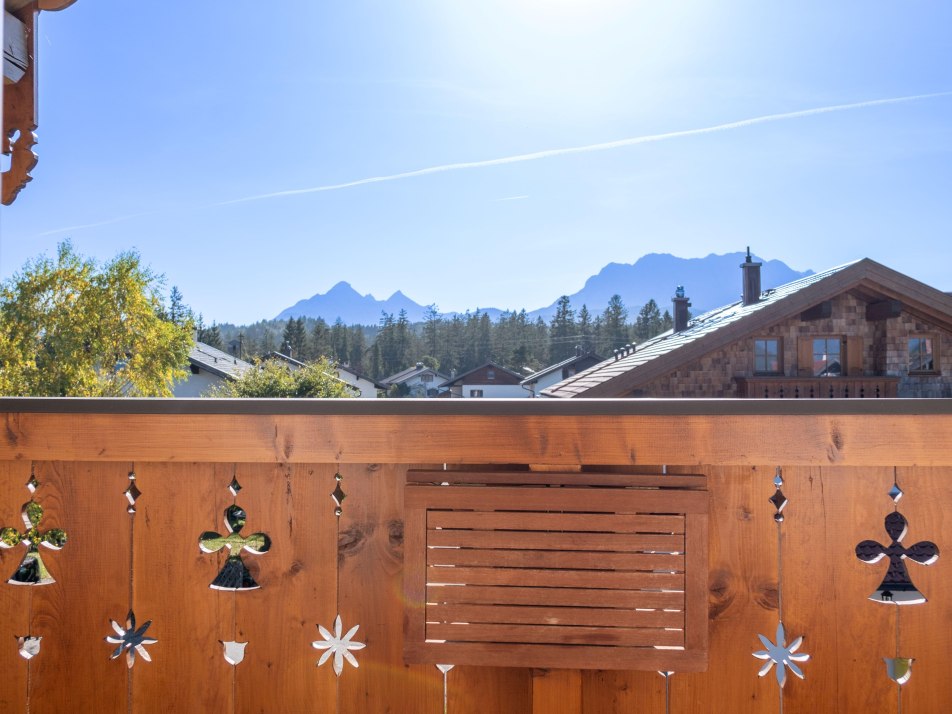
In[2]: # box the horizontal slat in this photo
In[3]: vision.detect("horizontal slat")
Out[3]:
[408,470,708,489]
[426,566,683,590]
[408,486,708,515]
[426,623,684,647]
[427,511,685,534]
[427,585,684,609]
[427,547,684,572]
[426,604,684,629]
[427,530,684,552]
[404,640,706,672]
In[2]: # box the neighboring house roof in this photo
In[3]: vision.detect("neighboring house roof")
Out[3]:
[264,351,306,368]
[189,342,254,381]
[542,258,952,398]
[337,363,388,391]
[521,351,604,385]
[440,362,524,388]
[381,364,449,386]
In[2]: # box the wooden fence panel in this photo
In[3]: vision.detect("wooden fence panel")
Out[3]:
[580,670,664,713]
[0,460,30,714]
[671,466,777,714]
[133,463,234,713]
[337,463,442,714]
[29,462,129,714]
[235,462,338,712]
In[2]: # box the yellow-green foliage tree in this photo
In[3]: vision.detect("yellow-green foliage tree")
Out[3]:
[208,357,354,398]
[0,243,193,396]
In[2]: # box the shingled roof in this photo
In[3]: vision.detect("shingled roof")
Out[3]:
[542,258,952,398]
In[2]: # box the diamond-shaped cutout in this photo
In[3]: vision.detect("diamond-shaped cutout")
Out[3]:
[125,482,142,510]
[773,469,783,488]
[769,489,788,514]
[332,482,346,508]
[229,476,242,496]
[888,483,903,503]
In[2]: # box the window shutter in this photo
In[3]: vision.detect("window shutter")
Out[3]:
[404,470,709,672]
[847,336,864,376]
[797,337,813,376]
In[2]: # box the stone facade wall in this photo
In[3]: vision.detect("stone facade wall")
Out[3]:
[632,294,952,398]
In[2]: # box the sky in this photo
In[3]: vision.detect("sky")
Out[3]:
[1,1,950,325]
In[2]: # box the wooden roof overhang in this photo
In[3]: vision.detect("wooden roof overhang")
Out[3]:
[2,0,77,204]
[562,259,952,398]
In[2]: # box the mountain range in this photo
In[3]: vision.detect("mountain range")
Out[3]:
[275,252,813,325]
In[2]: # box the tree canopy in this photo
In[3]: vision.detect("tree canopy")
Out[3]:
[208,357,354,398]
[0,243,193,397]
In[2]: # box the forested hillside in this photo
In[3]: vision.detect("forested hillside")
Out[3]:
[210,294,674,381]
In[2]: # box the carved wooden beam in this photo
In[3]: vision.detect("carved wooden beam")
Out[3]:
[866,299,902,321]
[3,10,28,83]
[1,4,36,205]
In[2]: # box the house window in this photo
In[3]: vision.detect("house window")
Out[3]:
[421,373,434,383]
[909,336,937,373]
[486,369,495,380]
[753,338,782,374]
[469,389,484,398]
[812,337,842,376]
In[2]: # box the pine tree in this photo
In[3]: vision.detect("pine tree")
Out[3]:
[549,295,576,362]
[599,294,629,354]
[635,299,663,342]
[577,305,594,354]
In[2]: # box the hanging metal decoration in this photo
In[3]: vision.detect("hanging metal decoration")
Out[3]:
[0,471,67,585]
[854,470,936,690]
[752,467,810,691]
[105,468,157,668]
[312,615,365,676]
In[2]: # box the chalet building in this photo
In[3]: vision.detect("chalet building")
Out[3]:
[381,363,449,397]
[521,348,603,397]
[440,362,528,398]
[173,342,254,397]
[262,352,384,398]
[543,256,952,399]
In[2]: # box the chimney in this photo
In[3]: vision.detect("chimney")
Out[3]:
[672,285,691,332]
[741,246,762,306]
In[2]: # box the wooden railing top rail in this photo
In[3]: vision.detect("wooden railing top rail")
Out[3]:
[2,398,952,466]
[1,396,951,416]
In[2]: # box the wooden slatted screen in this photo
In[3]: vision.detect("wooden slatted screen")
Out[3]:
[404,470,709,671]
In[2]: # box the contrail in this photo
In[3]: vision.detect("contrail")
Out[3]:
[216,91,952,206]
[35,90,952,238]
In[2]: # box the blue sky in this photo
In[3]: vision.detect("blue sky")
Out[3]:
[1,1,950,324]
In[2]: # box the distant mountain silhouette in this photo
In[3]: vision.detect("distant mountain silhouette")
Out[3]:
[275,253,812,324]
[528,252,813,320]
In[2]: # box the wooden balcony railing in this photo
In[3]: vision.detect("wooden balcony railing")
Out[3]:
[735,376,900,398]
[0,398,951,713]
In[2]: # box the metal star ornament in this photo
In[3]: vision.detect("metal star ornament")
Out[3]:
[753,621,810,688]
[312,615,365,676]
[105,610,157,668]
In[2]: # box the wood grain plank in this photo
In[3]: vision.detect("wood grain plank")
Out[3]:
[532,668,582,714]
[426,623,684,647]
[338,463,440,714]
[7,412,952,467]
[427,585,684,609]
[0,461,31,714]
[426,511,685,533]
[427,604,683,629]
[670,466,779,713]
[448,665,532,714]
[425,566,683,590]
[581,669,664,714]
[29,462,128,714]
[132,463,234,714]
[235,463,339,713]
[426,530,684,552]
[427,548,684,572]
